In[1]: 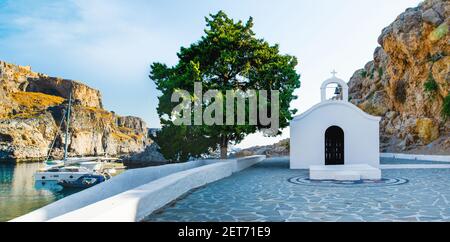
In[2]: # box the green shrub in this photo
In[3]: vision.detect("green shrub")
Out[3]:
[378,67,383,79]
[394,80,407,103]
[360,70,367,78]
[443,94,450,119]
[430,23,448,42]
[424,73,439,93]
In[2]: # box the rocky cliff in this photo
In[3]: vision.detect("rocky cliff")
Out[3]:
[348,0,449,154]
[0,60,152,161]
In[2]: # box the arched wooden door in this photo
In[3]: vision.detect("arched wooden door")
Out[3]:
[325,126,344,165]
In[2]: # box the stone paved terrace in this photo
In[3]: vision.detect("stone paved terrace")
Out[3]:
[145,157,450,222]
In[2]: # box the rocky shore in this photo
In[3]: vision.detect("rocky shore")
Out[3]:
[232,139,289,158]
[0,60,160,161]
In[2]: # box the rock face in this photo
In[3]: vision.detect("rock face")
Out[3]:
[0,60,156,161]
[27,77,103,108]
[122,143,167,168]
[232,139,290,158]
[348,0,449,154]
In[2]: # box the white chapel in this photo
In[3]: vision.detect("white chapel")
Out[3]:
[290,72,382,180]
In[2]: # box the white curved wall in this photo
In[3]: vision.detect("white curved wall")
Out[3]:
[12,159,218,222]
[290,101,380,169]
[12,156,266,222]
[49,162,235,222]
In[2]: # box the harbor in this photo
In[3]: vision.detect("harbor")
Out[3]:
[0,161,74,221]
[0,160,125,221]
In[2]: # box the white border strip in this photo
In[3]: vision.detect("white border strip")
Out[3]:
[381,153,450,162]
[381,164,450,169]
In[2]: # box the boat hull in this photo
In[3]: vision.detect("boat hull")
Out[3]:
[34,172,91,182]
[57,175,106,188]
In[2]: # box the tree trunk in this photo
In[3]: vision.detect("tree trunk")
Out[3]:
[220,136,228,159]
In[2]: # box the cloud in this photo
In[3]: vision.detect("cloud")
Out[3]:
[0,0,181,82]
[0,0,195,126]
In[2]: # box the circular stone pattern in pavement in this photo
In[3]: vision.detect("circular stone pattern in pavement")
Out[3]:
[287,176,409,187]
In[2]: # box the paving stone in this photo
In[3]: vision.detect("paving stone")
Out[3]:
[145,158,450,222]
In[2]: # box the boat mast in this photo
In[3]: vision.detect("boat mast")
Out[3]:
[63,91,72,161]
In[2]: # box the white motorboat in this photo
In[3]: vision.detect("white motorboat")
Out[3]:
[34,166,96,182]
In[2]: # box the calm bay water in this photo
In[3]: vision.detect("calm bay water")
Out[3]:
[0,162,80,221]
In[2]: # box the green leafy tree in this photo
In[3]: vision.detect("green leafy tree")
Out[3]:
[151,11,300,160]
[151,125,214,162]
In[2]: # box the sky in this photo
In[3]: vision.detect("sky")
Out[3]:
[0,0,422,149]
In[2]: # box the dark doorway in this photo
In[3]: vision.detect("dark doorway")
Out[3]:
[325,126,344,165]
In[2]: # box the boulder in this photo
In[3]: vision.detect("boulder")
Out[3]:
[416,118,440,144]
[122,143,167,168]
[422,8,444,25]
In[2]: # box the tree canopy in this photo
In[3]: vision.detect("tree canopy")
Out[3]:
[150,11,300,161]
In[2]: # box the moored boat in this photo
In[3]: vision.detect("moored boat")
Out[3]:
[34,91,113,183]
[57,174,107,188]
[34,166,94,182]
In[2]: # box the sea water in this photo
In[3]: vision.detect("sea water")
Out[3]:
[0,162,80,221]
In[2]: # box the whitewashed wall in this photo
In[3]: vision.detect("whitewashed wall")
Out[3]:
[290,101,381,169]
[49,162,234,222]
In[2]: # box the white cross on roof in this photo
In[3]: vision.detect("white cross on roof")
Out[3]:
[331,70,337,77]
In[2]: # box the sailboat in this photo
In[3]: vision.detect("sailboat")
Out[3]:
[43,91,73,168]
[34,92,105,182]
